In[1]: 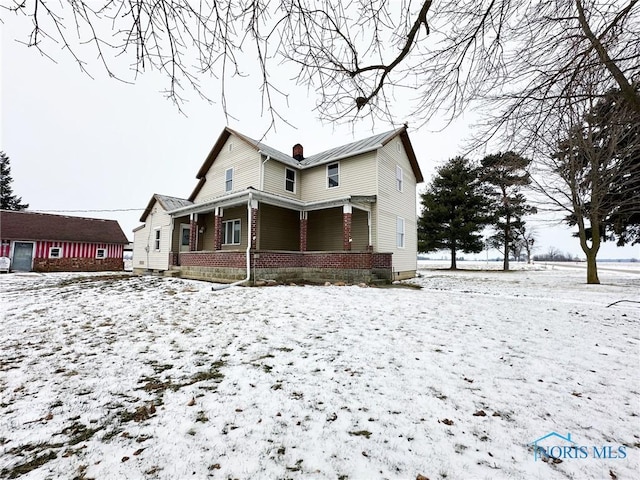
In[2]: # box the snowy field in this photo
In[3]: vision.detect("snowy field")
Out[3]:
[0,262,638,480]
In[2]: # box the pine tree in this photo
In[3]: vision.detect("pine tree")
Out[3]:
[418,157,492,269]
[481,152,537,271]
[0,152,29,211]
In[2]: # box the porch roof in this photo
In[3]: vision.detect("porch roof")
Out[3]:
[168,187,376,217]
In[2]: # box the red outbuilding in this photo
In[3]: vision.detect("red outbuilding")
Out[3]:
[0,210,129,272]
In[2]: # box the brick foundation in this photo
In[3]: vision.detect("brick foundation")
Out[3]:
[33,257,124,272]
[174,250,393,284]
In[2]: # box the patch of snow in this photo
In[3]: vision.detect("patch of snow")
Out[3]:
[0,266,638,479]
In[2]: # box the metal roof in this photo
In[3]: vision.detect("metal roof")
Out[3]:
[0,210,129,244]
[155,194,193,211]
[299,128,402,167]
[140,194,193,222]
[238,127,404,169]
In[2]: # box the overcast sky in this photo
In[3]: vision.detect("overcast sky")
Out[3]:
[1,18,637,260]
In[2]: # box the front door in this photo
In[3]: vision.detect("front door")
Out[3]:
[180,224,191,252]
[12,242,34,271]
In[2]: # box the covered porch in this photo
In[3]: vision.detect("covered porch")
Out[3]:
[166,188,392,284]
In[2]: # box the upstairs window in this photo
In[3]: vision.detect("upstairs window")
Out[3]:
[396,165,404,192]
[223,219,241,245]
[396,217,405,248]
[49,247,63,259]
[327,162,339,188]
[285,168,296,193]
[225,168,234,192]
[154,229,161,250]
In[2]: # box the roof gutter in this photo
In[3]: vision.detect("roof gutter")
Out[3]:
[168,189,250,217]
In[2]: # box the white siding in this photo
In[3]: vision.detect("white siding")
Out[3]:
[375,138,418,276]
[194,137,261,203]
[300,152,378,203]
[132,206,173,271]
[263,160,301,200]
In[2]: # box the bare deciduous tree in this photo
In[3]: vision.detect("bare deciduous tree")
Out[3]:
[2,1,638,135]
[532,74,639,284]
[512,225,536,264]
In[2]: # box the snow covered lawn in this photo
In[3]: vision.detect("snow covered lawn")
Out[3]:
[1,264,638,480]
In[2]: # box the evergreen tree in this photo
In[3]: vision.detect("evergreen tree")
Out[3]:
[480,152,537,271]
[547,85,639,284]
[0,152,29,211]
[418,157,492,270]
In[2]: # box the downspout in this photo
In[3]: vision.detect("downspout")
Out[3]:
[259,155,271,191]
[212,192,253,291]
[145,210,153,271]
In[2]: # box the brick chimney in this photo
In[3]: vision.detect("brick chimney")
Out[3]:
[293,144,304,161]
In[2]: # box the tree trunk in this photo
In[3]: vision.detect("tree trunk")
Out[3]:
[585,250,600,284]
[503,230,509,270]
[450,246,457,270]
[578,215,601,284]
[503,214,511,271]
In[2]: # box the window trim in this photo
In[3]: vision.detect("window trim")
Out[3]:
[396,165,404,192]
[154,228,161,251]
[396,217,405,249]
[49,246,63,259]
[96,248,107,259]
[222,218,242,245]
[285,167,296,193]
[327,162,340,189]
[225,168,234,192]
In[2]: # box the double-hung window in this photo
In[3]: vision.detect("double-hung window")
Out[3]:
[285,168,296,193]
[223,219,241,245]
[327,162,339,188]
[154,229,161,250]
[396,165,404,192]
[396,217,405,248]
[225,168,234,192]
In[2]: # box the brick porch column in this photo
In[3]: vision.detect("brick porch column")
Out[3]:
[250,206,258,250]
[299,212,308,252]
[189,213,198,251]
[214,207,223,250]
[343,205,352,251]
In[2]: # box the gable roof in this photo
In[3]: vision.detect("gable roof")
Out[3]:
[301,127,424,182]
[0,210,129,244]
[190,126,423,200]
[140,194,193,222]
